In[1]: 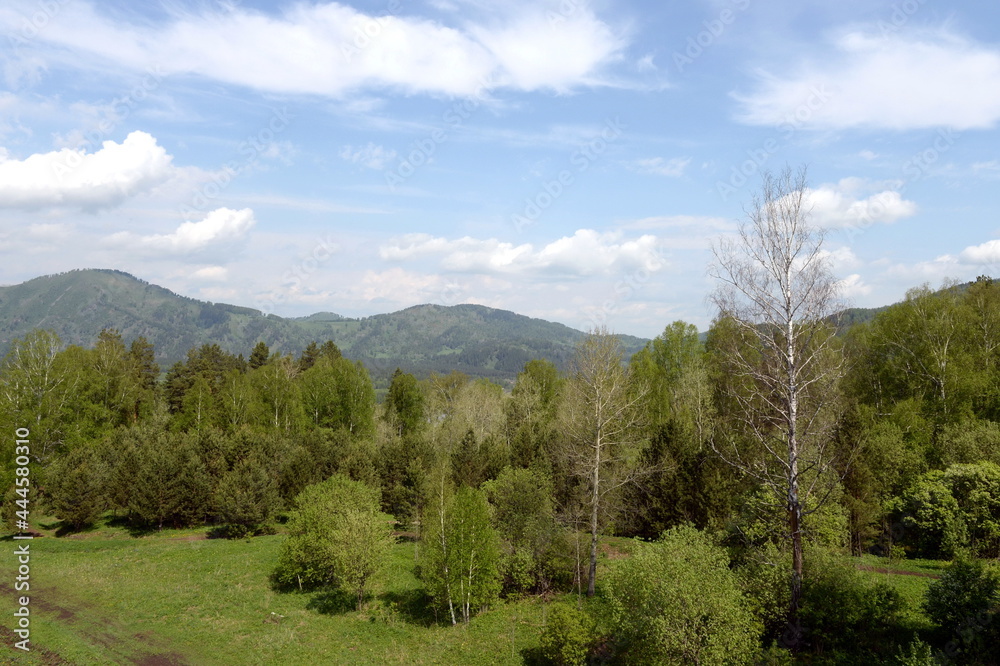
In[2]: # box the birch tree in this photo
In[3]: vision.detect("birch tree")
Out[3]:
[560,327,646,597]
[708,167,844,638]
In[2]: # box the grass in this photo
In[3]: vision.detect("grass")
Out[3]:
[1,516,572,665]
[854,553,946,633]
[2,512,957,664]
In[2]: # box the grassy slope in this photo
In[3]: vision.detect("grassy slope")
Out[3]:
[0,519,569,665]
[1,514,943,664]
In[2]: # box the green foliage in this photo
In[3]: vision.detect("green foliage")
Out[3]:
[387,368,425,437]
[539,603,595,666]
[893,638,937,666]
[893,462,1000,558]
[213,455,278,537]
[124,428,212,529]
[604,524,761,665]
[272,475,393,609]
[483,466,572,595]
[421,482,502,624]
[45,446,108,530]
[799,547,905,657]
[923,559,1000,662]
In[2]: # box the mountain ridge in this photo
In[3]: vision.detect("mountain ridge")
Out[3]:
[0,269,648,385]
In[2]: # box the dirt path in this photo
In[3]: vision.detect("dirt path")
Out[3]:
[856,565,941,578]
[1,583,190,665]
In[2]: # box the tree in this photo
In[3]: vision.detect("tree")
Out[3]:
[249,341,270,370]
[422,478,502,624]
[708,166,844,637]
[214,455,279,537]
[604,524,762,665]
[386,368,424,437]
[272,475,393,610]
[0,330,75,461]
[483,465,570,594]
[46,446,108,530]
[559,327,646,597]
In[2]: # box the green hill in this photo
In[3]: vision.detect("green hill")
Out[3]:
[0,269,648,385]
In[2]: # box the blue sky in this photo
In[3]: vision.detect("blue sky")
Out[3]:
[1,0,999,338]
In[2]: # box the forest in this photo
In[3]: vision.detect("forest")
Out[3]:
[4,181,1000,665]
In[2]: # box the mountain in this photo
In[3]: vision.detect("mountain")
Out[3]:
[0,269,648,385]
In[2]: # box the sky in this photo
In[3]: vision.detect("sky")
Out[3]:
[0,0,999,339]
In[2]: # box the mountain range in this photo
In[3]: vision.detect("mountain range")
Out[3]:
[0,269,650,385]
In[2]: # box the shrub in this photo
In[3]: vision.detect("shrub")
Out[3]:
[539,603,595,666]
[800,548,904,657]
[271,475,394,610]
[604,524,761,665]
[923,559,1000,663]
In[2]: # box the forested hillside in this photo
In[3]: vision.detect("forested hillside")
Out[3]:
[0,269,646,385]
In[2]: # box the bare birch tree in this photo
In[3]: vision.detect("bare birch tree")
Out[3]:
[708,167,844,638]
[560,326,647,597]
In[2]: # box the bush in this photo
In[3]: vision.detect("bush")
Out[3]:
[539,603,595,666]
[604,525,761,665]
[800,548,904,657]
[272,475,393,610]
[923,559,1000,663]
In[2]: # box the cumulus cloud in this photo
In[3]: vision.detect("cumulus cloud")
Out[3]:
[0,131,172,211]
[4,1,626,98]
[804,178,918,229]
[838,273,872,298]
[735,29,1000,130]
[107,207,256,255]
[631,156,690,177]
[380,229,664,277]
[340,143,397,170]
[959,240,1000,265]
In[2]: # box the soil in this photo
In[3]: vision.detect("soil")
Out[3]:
[0,583,192,665]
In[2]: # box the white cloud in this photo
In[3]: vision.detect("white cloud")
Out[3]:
[0,131,172,211]
[469,8,625,92]
[838,273,872,299]
[380,229,664,277]
[340,143,397,170]
[5,1,626,98]
[106,207,256,255]
[735,29,1000,130]
[804,178,918,229]
[191,266,229,281]
[631,156,690,177]
[821,246,863,272]
[959,240,1000,265]
[858,149,878,161]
